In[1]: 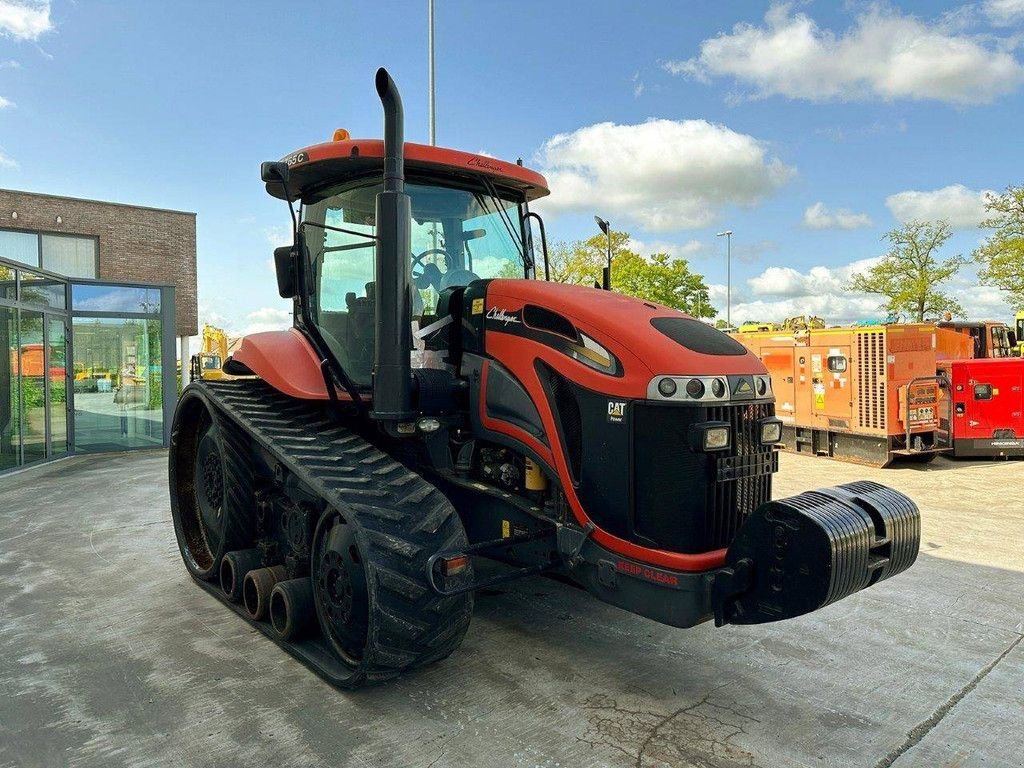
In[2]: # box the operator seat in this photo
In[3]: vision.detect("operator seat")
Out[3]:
[439,268,479,291]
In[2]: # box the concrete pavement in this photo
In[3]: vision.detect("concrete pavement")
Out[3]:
[1,450,1021,768]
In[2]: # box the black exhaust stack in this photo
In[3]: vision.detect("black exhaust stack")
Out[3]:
[372,68,414,428]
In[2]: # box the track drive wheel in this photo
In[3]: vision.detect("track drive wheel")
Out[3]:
[309,472,474,688]
[169,387,254,581]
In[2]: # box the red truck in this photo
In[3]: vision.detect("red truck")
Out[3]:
[940,358,1024,458]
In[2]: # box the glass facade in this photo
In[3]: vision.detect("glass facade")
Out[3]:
[0,255,176,474]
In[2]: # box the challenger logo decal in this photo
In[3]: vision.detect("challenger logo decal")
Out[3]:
[486,307,521,326]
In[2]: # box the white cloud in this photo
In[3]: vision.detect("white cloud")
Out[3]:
[717,258,1011,325]
[0,1,52,41]
[984,0,1024,26]
[0,96,13,109]
[802,201,872,230]
[0,147,17,168]
[243,306,292,335]
[748,258,881,298]
[885,184,992,228]
[665,3,1024,105]
[0,59,19,69]
[536,119,795,231]
[627,237,709,260]
[264,223,293,247]
[631,72,645,98]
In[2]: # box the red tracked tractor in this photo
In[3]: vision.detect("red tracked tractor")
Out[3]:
[169,69,921,687]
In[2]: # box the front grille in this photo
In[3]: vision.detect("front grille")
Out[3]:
[633,402,774,553]
[706,402,775,548]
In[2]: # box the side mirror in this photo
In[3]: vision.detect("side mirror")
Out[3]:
[261,161,290,183]
[274,245,297,299]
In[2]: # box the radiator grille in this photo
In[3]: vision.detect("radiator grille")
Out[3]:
[633,402,775,553]
[707,402,774,548]
[857,332,887,430]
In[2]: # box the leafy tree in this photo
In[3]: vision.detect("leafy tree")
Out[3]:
[614,252,714,316]
[535,233,715,316]
[974,185,1024,310]
[847,220,965,322]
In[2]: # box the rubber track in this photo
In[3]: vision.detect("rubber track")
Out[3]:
[191,378,473,687]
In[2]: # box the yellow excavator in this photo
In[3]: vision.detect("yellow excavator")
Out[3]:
[189,325,235,382]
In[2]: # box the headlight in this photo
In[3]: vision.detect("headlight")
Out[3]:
[657,378,677,397]
[759,419,783,445]
[705,426,731,450]
[690,421,731,451]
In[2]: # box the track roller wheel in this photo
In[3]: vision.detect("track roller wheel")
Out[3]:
[168,387,254,581]
[312,511,370,667]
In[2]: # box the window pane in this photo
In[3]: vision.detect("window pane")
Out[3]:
[19,309,46,464]
[41,234,97,278]
[72,316,163,451]
[48,318,67,458]
[0,306,18,470]
[20,270,67,310]
[0,230,39,267]
[72,284,160,314]
[0,263,15,301]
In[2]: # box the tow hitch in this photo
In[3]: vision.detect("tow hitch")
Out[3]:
[712,481,920,626]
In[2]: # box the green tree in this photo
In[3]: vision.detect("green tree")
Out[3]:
[847,220,965,322]
[537,233,715,316]
[613,252,714,316]
[974,185,1024,310]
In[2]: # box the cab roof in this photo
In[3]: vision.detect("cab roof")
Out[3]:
[266,139,550,202]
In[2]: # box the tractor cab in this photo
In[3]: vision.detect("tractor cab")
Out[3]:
[265,138,549,389]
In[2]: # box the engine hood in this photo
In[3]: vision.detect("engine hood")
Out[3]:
[482,279,766,396]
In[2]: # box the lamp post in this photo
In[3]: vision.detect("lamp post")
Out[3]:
[594,215,612,290]
[427,0,436,145]
[716,230,733,327]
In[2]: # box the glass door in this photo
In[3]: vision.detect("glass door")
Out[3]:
[18,308,46,465]
[0,304,17,471]
[72,315,164,452]
[47,316,68,458]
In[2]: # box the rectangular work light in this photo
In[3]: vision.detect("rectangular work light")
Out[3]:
[689,421,731,452]
[759,418,783,445]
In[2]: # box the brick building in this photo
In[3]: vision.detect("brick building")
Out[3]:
[0,188,198,342]
[1,188,196,474]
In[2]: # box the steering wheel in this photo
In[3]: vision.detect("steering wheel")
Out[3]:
[411,248,453,288]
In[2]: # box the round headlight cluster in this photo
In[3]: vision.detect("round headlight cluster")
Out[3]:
[685,379,705,398]
[658,378,677,397]
[757,377,767,396]
[711,378,726,398]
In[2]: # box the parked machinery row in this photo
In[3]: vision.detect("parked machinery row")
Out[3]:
[732,323,1023,466]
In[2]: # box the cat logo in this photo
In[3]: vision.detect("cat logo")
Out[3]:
[607,400,627,424]
[734,378,752,395]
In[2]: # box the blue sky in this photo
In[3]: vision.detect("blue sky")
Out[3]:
[2,0,1023,335]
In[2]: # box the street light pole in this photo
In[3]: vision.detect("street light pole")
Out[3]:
[717,230,733,327]
[594,215,612,290]
[428,0,436,145]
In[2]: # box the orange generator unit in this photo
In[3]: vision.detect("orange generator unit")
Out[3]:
[732,325,951,466]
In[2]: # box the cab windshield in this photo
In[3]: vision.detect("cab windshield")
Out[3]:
[301,179,528,385]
